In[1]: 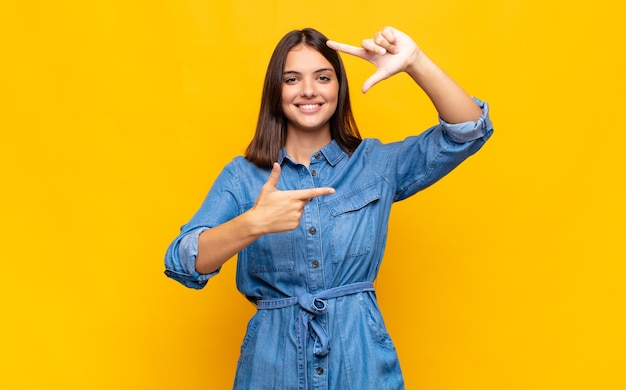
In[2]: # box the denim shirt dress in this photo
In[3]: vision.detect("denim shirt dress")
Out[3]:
[165,99,493,389]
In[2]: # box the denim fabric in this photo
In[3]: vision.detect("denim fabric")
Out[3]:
[164,98,493,389]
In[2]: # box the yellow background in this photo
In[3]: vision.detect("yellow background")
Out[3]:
[1,0,625,389]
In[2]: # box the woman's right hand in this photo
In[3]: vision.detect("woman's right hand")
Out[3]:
[250,163,335,234]
[195,163,334,274]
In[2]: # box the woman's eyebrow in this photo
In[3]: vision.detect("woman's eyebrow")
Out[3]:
[283,68,335,75]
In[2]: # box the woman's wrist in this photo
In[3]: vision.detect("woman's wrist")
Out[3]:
[241,208,270,237]
[404,51,434,85]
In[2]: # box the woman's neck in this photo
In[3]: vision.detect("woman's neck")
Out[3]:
[284,129,331,167]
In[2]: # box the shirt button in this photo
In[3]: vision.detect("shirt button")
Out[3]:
[309,227,317,235]
[311,169,317,176]
[316,367,324,375]
[314,153,321,159]
[312,260,319,268]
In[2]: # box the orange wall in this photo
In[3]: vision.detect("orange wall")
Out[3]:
[1,1,625,389]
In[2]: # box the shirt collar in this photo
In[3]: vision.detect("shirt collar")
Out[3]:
[277,140,346,167]
[319,140,346,166]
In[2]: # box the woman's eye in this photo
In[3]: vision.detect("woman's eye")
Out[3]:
[318,75,331,82]
[284,77,297,84]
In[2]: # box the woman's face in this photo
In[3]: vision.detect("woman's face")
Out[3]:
[281,45,339,135]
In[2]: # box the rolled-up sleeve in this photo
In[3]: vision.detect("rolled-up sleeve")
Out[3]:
[439,98,493,143]
[163,162,241,289]
[164,227,216,289]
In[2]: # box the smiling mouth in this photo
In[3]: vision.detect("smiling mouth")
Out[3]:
[296,103,322,110]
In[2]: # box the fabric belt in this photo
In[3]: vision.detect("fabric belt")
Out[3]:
[256,282,375,389]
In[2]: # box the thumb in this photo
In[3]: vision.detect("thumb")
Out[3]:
[362,69,389,93]
[264,162,281,189]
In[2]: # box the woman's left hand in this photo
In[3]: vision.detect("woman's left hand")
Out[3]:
[327,26,422,93]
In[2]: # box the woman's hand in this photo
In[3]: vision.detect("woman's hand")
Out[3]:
[195,163,334,274]
[327,26,422,93]
[328,26,482,123]
[250,163,335,234]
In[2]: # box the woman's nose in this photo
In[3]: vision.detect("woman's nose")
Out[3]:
[300,79,317,97]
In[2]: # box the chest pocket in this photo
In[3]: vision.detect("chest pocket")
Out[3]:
[325,180,382,263]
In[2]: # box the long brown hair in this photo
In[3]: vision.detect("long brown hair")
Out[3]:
[245,28,361,169]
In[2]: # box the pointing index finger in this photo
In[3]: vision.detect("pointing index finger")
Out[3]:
[326,40,367,59]
[292,187,335,200]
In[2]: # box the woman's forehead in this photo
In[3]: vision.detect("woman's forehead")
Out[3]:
[284,45,334,72]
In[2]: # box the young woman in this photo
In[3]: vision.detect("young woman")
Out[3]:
[165,26,493,389]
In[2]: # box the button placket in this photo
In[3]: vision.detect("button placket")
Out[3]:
[298,162,324,292]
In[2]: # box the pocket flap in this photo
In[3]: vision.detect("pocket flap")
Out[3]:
[327,180,382,216]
